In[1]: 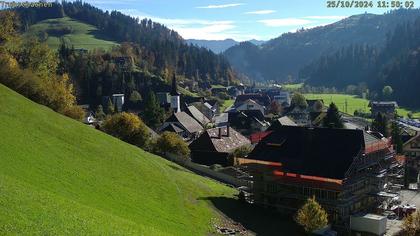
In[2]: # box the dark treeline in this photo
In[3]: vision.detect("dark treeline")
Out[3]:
[224,9,420,82]
[14,1,237,101]
[301,16,420,108]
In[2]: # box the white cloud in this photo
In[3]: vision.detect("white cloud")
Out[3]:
[245,10,276,15]
[196,3,244,9]
[118,9,256,41]
[304,15,347,20]
[258,18,312,27]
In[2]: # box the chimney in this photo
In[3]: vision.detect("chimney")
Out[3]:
[227,125,230,137]
[218,127,222,139]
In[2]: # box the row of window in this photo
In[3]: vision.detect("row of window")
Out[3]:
[264,182,339,201]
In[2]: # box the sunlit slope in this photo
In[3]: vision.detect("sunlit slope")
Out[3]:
[0,84,234,235]
[26,17,118,50]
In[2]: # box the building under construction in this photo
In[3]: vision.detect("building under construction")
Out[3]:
[242,126,397,231]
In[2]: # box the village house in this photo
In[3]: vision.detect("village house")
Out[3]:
[189,126,251,166]
[273,91,291,108]
[185,105,210,127]
[112,94,125,112]
[234,94,271,108]
[159,112,203,140]
[190,101,216,120]
[403,131,420,182]
[241,126,396,232]
[369,101,398,119]
[233,99,266,115]
[228,110,269,136]
[268,116,298,130]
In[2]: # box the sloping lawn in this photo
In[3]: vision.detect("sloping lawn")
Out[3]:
[0,84,236,235]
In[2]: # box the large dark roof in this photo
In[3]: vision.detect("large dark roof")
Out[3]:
[234,94,271,107]
[166,112,203,133]
[248,126,365,179]
[189,126,251,153]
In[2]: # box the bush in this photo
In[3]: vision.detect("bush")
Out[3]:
[295,196,328,233]
[401,211,420,236]
[102,112,151,148]
[154,131,190,158]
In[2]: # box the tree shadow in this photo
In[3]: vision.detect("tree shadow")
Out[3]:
[166,163,190,173]
[199,196,305,236]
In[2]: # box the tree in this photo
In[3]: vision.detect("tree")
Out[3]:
[401,211,420,236]
[291,92,308,109]
[102,112,150,148]
[313,100,324,112]
[143,91,165,128]
[106,98,115,114]
[372,113,389,137]
[391,121,403,154]
[129,90,142,103]
[322,103,343,128]
[154,131,190,158]
[228,145,253,165]
[95,105,106,120]
[0,11,19,44]
[269,101,282,115]
[382,85,393,99]
[295,196,329,233]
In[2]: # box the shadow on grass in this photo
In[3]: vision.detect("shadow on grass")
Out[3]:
[89,29,119,44]
[200,196,305,236]
[166,163,190,173]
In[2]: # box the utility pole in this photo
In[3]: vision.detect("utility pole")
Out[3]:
[345,99,348,114]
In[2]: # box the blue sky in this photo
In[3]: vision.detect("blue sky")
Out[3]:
[16,0,402,41]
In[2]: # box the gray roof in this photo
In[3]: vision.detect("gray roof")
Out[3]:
[161,123,184,133]
[172,112,203,134]
[186,105,210,126]
[205,127,251,153]
[369,101,398,107]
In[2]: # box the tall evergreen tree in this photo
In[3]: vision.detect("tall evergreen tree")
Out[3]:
[322,103,343,128]
[143,91,165,128]
[372,113,389,137]
[391,121,403,153]
[107,98,115,114]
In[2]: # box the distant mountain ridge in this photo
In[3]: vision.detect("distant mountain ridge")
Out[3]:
[224,9,420,82]
[186,38,265,54]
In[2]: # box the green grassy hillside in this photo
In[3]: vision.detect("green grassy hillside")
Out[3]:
[26,17,118,50]
[304,93,420,118]
[0,84,235,235]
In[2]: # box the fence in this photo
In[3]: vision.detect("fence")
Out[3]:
[165,153,251,188]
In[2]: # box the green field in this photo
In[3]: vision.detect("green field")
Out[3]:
[0,84,236,235]
[304,93,420,118]
[281,83,304,91]
[26,17,118,50]
[221,99,235,112]
[304,93,370,115]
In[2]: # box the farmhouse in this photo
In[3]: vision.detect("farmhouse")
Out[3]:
[228,110,269,135]
[403,131,420,182]
[242,126,396,231]
[234,94,271,107]
[234,99,266,115]
[189,126,250,166]
[369,101,398,119]
[159,112,203,140]
[185,105,210,127]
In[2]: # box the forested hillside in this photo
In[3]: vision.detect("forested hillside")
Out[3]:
[302,17,420,108]
[14,1,238,104]
[224,9,420,82]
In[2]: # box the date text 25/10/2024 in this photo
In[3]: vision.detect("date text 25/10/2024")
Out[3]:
[326,1,415,8]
